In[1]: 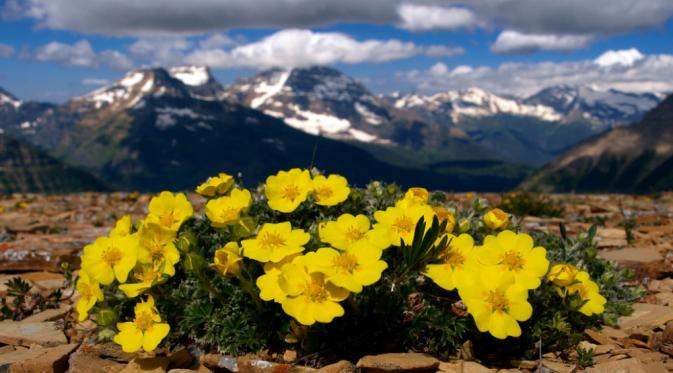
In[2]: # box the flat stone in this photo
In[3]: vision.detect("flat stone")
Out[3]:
[0,321,67,347]
[356,353,440,372]
[121,356,171,373]
[540,360,575,373]
[317,360,357,373]
[461,361,491,373]
[0,343,78,373]
[641,361,669,373]
[67,345,126,373]
[81,342,136,362]
[619,303,673,330]
[585,357,647,373]
[236,355,316,373]
[437,361,462,372]
[585,329,617,345]
[21,304,70,323]
[599,247,663,263]
[168,348,194,369]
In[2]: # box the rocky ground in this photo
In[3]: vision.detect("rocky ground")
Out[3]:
[0,192,672,372]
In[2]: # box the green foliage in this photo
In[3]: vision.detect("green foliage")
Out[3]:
[576,345,595,368]
[498,192,565,218]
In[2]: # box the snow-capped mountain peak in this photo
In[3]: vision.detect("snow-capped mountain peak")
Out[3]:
[73,68,190,110]
[524,84,661,126]
[394,88,563,123]
[0,87,21,108]
[168,65,212,86]
[222,66,391,143]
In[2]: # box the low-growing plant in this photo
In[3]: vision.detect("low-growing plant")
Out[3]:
[74,169,638,364]
[498,192,565,218]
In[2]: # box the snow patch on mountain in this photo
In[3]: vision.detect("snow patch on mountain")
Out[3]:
[0,89,21,108]
[169,66,211,86]
[250,70,291,108]
[155,107,215,130]
[395,88,562,122]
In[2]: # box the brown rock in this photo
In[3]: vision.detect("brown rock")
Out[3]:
[461,361,491,373]
[283,349,298,362]
[21,304,70,323]
[168,348,194,369]
[317,360,356,373]
[68,345,126,373]
[585,357,647,373]
[585,329,616,346]
[619,303,673,330]
[236,355,316,373]
[121,356,170,373]
[356,353,440,372]
[642,361,669,373]
[83,341,136,362]
[0,321,67,347]
[540,360,575,373]
[662,322,673,343]
[200,353,236,371]
[593,344,616,355]
[0,343,78,373]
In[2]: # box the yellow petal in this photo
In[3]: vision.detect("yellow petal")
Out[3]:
[142,323,170,352]
[114,326,143,353]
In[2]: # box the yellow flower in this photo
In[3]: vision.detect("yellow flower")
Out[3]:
[265,168,313,213]
[195,172,234,197]
[374,204,435,246]
[312,174,350,206]
[568,271,607,316]
[318,214,391,251]
[242,222,310,263]
[424,234,476,291]
[137,223,180,276]
[397,187,429,207]
[205,188,252,228]
[304,241,388,293]
[459,270,532,339]
[432,206,456,233]
[146,192,193,231]
[484,208,509,230]
[256,254,300,303]
[81,234,138,285]
[211,242,243,276]
[75,271,104,321]
[113,296,170,353]
[547,264,579,287]
[119,264,163,298]
[110,215,133,237]
[480,230,549,289]
[278,257,350,325]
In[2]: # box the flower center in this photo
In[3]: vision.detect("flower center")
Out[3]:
[315,186,333,201]
[260,232,286,248]
[502,250,525,271]
[442,248,465,267]
[80,284,93,299]
[282,185,301,201]
[486,289,509,313]
[219,206,240,222]
[334,253,358,273]
[306,281,329,303]
[148,240,166,261]
[134,310,155,332]
[101,247,122,266]
[160,211,175,227]
[392,215,415,234]
[345,226,365,242]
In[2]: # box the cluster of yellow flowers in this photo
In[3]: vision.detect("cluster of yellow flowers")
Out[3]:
[77,191,194,352]
[75,167,609,353]
[547,264,607,316]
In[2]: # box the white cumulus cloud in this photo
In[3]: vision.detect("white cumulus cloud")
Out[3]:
[594,48,645,67]
[490,30,593,54]
[81,78,110,86]
[398,48,673,96]
[397,4,484,31]
[34,40,132,69]
[185,29,462,69]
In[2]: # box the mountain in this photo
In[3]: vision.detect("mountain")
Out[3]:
[389,86,661,166]
[521,94,673,193]
[0,86,55,138]
[221,66,478,151]
[20,67,526,191]
[524,85,662,128]
[391,88,562,124]
[0,133,107,194]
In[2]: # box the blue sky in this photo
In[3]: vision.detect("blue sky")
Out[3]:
[1,0,673,102]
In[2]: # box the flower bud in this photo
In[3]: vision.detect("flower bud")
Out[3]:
[458,218,471,233]
[96,308,117,327]
[483,208,509,230]
[547,264,579,287]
